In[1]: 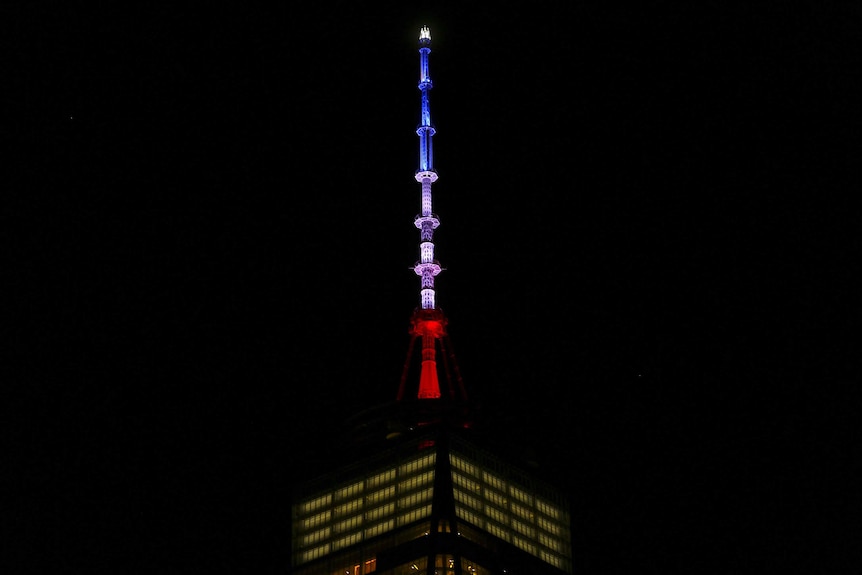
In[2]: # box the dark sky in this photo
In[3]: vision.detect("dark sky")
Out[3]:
[9,3,860,574]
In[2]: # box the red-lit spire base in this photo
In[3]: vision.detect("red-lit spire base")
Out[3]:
[397,308,469,405]
[414,309,445,399]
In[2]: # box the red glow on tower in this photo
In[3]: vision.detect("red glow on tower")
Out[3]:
[397,307,468,406]
[413,310,446,399]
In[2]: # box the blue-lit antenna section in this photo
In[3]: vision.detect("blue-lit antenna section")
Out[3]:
[413,26,441,310]
[417,26,435,173]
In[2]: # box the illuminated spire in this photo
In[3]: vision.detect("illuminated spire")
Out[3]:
[397,26,468,405]
[411,26,442,399]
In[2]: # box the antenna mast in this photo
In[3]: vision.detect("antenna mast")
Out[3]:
[414,25,441,313]
[397,27,467,404]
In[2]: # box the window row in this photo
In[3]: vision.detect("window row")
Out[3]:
[453,491,568,551]
[451,470,565,527]
[296,507,432,565]
[298,452,435,520]
[453,506,569,569]
[301,489,434,532]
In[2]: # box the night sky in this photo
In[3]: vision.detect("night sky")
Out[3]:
[9,3,860,574]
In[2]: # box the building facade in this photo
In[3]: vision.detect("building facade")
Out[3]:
[292,429,572,575]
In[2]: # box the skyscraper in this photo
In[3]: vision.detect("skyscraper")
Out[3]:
[290,27,573,575]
